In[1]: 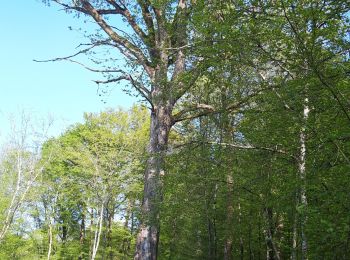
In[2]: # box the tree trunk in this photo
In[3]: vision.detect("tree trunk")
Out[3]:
[291,192,298,260]
[80,213,85,245]
[92,203,104,260]
[224,174,234,260]
[299,96,309,260]
[107,207,114,260]
[134,104,173,260]
[78,212,86,260]
[47,219,53,260]
[264,207,280,260]
[238,202,244,260]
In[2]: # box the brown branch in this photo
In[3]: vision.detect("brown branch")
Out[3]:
[80,0,154,77]
[93,75,130,84]
[173,64,205,103]
[173,85,274,123]
[129,75,153,107]
[314,69,350,122]
[93,73,152,106]
[171,0,188,80]
[33,40,108,63]
[172,103,215,122]
[66,59,126,73]
[137,0,155,44]
[99,0,148,41]
[52,0,89,14]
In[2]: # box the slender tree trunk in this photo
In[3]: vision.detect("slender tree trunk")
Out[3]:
[47,218,53,260]
[224,174,234,260]
[135,104,173,260]
[92,203,104,260]
[89,208,93,259]
[207,210,215,259]
[291,193,298,260]
[107,207,114,260]
[299,96,309,260]
[206,182,218,260]
[238,202,244,260]
[80,213,86,245]
[258,217,262,260]
[263,207,280,260]
[78,211,86,260]
[248,211,254,260]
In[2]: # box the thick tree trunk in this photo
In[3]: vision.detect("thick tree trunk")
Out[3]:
[135,104,173,260]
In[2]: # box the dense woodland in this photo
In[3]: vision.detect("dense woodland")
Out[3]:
[1,0,350,259]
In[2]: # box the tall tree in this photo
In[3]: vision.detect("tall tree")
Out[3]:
[40,1,247,258]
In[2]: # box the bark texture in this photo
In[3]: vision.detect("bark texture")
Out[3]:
[134,105,173,260]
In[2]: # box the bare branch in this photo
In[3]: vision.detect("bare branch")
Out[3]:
[33,40,109,63]
[98,0,148,41]
[92,73,152,106]
[80,0,154,77]
[67,59,126,73]
[93,75,130,84]
[51,0,89,14]
[129,74,153,107]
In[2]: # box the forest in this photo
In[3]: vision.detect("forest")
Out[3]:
[0,0,349,259]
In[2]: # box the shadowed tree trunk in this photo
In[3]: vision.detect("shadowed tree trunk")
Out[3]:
[224,173,234,260]
[135,103,173,259]
[264,207,280,260]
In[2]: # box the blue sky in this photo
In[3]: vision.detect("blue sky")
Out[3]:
[0,1,136,143]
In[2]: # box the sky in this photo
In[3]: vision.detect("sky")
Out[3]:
[0,1,136,144]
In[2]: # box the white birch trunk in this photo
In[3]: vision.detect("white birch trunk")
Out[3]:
[291,202,298,260]
[91,202,104,260]
[47,218,53,260]
[299,96,309,260]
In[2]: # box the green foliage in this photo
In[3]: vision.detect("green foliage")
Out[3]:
[2,1,350,258]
